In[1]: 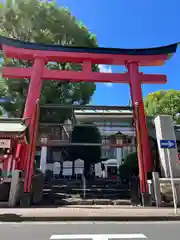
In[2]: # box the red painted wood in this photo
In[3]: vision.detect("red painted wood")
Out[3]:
[3,67,167,84]
[128,62,152,193]
[23,58,44,192]
[2,44,169,66]
[26,101,40,192]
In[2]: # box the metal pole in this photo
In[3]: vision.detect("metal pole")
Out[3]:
[83,174,86,199]
[167,149,177,214]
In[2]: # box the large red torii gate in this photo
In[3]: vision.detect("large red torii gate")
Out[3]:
[0,36,178,206]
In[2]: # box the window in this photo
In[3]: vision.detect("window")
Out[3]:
[101,147,116,159]
[123,137,132,144]
[109,148,116,158]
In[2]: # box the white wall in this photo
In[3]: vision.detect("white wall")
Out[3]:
[155,115,180,177]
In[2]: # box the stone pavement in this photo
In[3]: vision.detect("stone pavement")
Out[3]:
[0,205,180,221]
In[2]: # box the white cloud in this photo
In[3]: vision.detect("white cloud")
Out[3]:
[99,65,113,87]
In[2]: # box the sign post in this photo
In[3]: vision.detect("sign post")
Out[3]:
[160,139,177,214]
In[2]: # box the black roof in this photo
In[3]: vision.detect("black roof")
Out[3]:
[0,35,178,56]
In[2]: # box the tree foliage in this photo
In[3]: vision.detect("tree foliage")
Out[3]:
[123,152,138,169]
[119,152,138,178]
[68,123,102,179]
[0,0,98,120]
[144,90,180,124]
[119,148,161,178]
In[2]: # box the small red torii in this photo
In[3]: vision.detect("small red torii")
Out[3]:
[0,36,178,206]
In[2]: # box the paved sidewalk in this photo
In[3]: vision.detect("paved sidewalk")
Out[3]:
[0,205,180,221]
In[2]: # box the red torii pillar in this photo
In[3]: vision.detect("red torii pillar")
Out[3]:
[1,37,177,206]
[128,62,151,198]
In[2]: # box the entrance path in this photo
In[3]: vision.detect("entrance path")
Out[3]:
[0,205,180,221]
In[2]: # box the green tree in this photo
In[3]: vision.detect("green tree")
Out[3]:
[119,152,138,178]
[68,123,102,179]
[0,0,98,121]
[119,149,161,179]
[144,90,180,124]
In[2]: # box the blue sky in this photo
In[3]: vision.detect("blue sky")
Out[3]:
[56,0,180,106]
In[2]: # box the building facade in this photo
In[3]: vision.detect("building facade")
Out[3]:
[35,107,136,178]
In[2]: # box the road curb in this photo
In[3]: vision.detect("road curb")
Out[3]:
[0,214,180,222]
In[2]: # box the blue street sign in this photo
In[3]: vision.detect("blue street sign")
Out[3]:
[160,140,176,149]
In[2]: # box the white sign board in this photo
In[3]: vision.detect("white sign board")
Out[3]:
[74,159,84,174]
[62,161,72,176]
[0,139,11,148]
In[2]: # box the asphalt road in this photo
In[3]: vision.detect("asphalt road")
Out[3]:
[0,221,180,240]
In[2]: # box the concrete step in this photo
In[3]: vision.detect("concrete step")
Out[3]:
[44,184,129,192]
[50,188,130,194]
[43,189,130,201]
[44,180,127,188]
[79,192,130,199]
[41,194,132,206]
[42,180,131,206]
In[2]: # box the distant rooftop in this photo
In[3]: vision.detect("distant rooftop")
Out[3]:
[74,109,133,122]
[74,109,132,114]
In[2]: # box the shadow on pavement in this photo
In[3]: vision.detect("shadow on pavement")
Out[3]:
[0,214,23,222]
